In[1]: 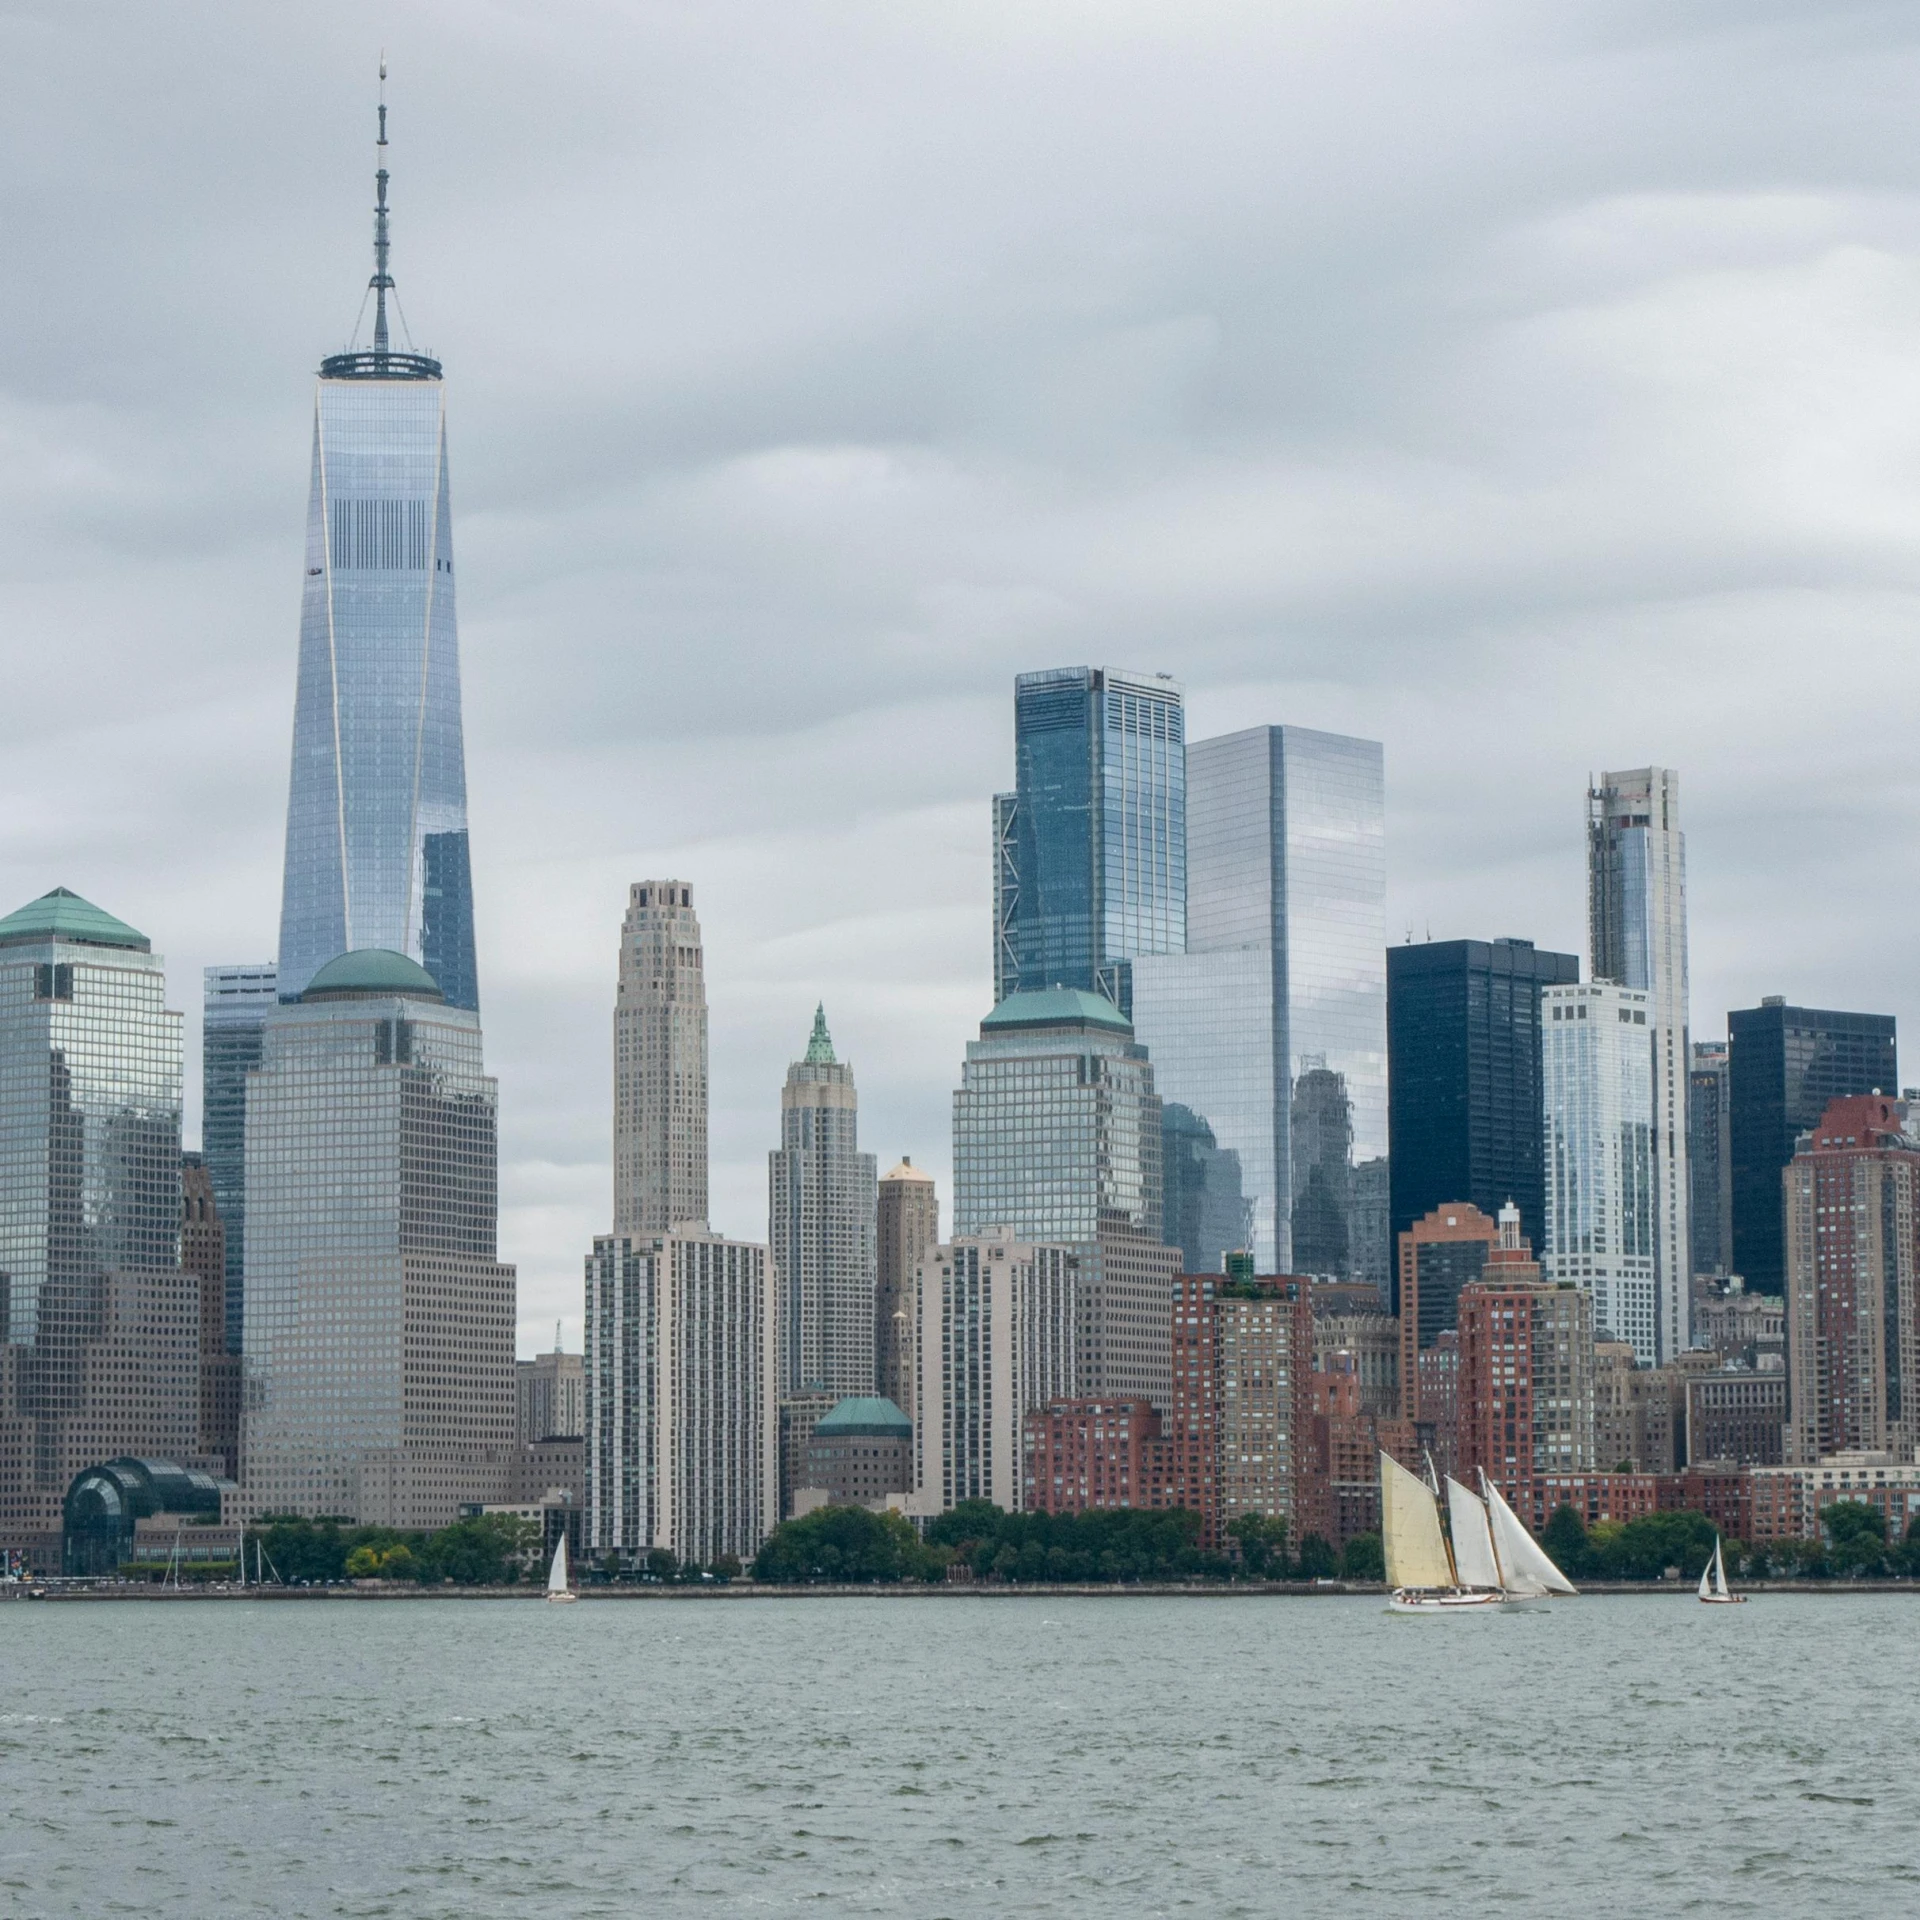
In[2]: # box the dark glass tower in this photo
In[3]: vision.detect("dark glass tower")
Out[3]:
[276,87,478,1009]
[1387,937,1579,1254]
[1728,1000,1896,1297]
[202,962,278,1352]
[1000,668,1184,1013]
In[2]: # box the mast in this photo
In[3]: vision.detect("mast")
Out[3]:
[371,56,392,362]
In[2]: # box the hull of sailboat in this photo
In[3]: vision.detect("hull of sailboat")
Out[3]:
[545,1591,579,1605]
[1386,1587,1505,1614]
[1698,1594,1746,1605]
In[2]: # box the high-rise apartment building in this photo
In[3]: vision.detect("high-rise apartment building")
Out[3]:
[0,889,197,1569]
[769,1006,877,1400]
[1783,1095,1920,1465]
[1587,767,1689,1358]
[276,100,478,1010]
[910,1231,1080,1513]
[1688,1040,1733,1281]
[614,880,708,1237]
[240,950,515,1528]
[202,962,277,1354]
[583,1228,778,1565]
[181,1155,240,1480]
[1542,980,1658,1363]
[996,667,1185,1012]
[876,1158,939,1416]
[1456,1204,1597,1526]
[1396,1202,1499,1423]
[1729,1001,1897,1300]
[1132,725,1386,1276]
[1386,937,1579,1254]
[953,988,1174,1409]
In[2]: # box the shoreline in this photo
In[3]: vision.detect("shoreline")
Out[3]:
[5,1578,1914,1602]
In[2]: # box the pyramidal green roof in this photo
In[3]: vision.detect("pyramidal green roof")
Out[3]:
[815,1395,911,1436]
[302,949,444,1002]
[981,987,1132,1034]
[803,1002,836,1065]
[0,887,149,952]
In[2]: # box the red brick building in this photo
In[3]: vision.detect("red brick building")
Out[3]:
[1533,1472,1659,1531]
[1398,1203,1499,1424]
[181,1155,240,1482]
[1656,1467,1751,1543]
[1023,1399,1170,1515]
[1311,1361,1418,1548]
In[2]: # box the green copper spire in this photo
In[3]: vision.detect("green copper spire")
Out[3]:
[804,1002,836,1065]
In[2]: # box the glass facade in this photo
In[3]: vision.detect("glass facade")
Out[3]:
[1687,1040,1732,1280]
[277,370,478,1009]
[202,962,278,1354]
[241,967,513,1524]
[1727,1002,1897,1298]
[1005,668,1184,1012]
[1161,1102,1251,1277]
[1132,725,1386,1276]
[1542,982,1657,1362]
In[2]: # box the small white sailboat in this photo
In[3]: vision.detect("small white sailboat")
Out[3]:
[1380,1452,1578,1613]
[1697,1534,1745,1605]
[544,1532,578,1605]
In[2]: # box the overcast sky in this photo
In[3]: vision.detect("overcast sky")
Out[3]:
[5,2,1919,1355]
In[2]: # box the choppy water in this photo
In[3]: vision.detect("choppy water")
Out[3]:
[1,1592,1914,1917]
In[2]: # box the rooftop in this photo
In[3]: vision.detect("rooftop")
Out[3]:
[814,1396,912,1437]
[980,987,1132,1035]
[302,948,445,1003]
[0,887,149,953]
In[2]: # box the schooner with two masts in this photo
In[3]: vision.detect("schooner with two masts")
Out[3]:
[1380,1451,1578,1613]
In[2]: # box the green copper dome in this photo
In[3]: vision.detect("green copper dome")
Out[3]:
[980,987,1132,1034]
[815,1396,912,1437]
[0,887,149,952]
[301,948,445,1003]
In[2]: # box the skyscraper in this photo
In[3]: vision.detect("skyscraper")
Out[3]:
[277,92,478,1009]
[1541,980,1657,1362]
[1396,1202,1500,1423]
[240,949,515,1527]
[876,1158,939,1415]
[1587,767,1689,1358]
[769,1006,878,1400]
[1687,1039,1733,1281]
[953,988,1175,1409]
[998,667,1185,1012]
[614,881,709,1236]
[1386,937,1579,1254]
[1728,1000,1897,1300]
[1160,1104,1251,1278]
[0,889,197,1569]
[1783,1095,1920,1464]
[201,962,278,1353]
[1131,724,1387,1275]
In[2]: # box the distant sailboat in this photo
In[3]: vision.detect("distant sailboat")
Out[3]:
[545,1533,578,1605]
[1380,1452,1578,1613]
[1697,1535,1745,1605]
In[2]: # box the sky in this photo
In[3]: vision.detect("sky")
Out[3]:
[4,1,1920,1356]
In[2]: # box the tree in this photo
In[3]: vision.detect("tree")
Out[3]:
[1823,1501,1887,1577]
[1541,1504,1591,1579]
[1339,1532,1383,1581]
[419,1513,540,1586]
[751,1506,942,1584]
[1227,1512,1289,1578]
[344,1544,383,1578]
[710,1553,742,1583]
[379,1543,416,1579]
[1295,1534,1338,1579]
[646,1547,680,1583]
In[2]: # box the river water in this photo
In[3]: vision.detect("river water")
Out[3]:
[1,1592,1913,1916]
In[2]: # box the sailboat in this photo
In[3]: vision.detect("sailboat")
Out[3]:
[1380,1452,1578,1613]
[1697,1534,1745,1605]
[544,1532,578,1605]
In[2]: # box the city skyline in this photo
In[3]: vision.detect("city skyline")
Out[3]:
[8,15,1920,1356]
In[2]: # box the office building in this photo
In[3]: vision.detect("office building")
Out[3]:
[1784,1095,1920,1465]
[1161,1103,1252,1279]
[1693,1286,1784,1373]
[1456,1204,1597,1528]
[1688,1040,1733,1281]
[1024,1399,1169,1516]
[778,1391,841,1522]
[1386,937,1579,1254]
[911,1232,1080,1513]
[516,1339,585,1444]
[1132,724,1386,1276]
[1542,980,1658,1362]
[614,880,709,1237]
[876,1158,939,1416]
[240,950,515,1528]
[202,962,278,1353]
[1587,767,1690,1358]
[1728,1001,1897,1299]
[0,889,197,1569]
[181,1156,240,1481]
[1685,1372,1785,1467]
[1591,1343,1692,1474]
[800,1396,913,1510]
[1396,1203,1499,1423]
[953,988,1174,1408]
[769,1006,877,1400]
[583,1228,778,1566]
[997,667,1185,1012]
[276,100,478,1010]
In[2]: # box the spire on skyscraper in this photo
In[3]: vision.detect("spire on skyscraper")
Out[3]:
[371,56,392,358]
[804,1003,836,1065]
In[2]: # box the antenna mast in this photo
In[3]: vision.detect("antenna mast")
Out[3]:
[371,55,392,360]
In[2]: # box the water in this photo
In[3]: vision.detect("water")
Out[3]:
[1,1592,1913,1917]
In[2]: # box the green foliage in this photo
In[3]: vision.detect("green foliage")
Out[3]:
[344,1544,383,1578]
[254,1510,541,1587]
[752,1506,946,1584]
[645,1547,680,1583]
[1340,1532,1383,1581]
[1541,1504,1590,1576]
[1823,1500,1888,1577]
[1294,1533,1338,1578]
[417,1513,541,1586]
[1226,1511,1290,1578]
[709,1553,743,1583]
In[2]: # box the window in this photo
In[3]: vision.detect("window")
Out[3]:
[33,962,73,1001]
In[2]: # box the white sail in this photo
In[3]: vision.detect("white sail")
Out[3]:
[1697,1554,1713,1600]
[547,1533,569,1594]
[1381,1451,1455,1590]
[1710,1537,1728,1598]
[1447,1476,1502,1589]
[1481,1472,1577,1596]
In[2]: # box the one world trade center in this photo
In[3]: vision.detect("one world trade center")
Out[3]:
[276,86,478,1009]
